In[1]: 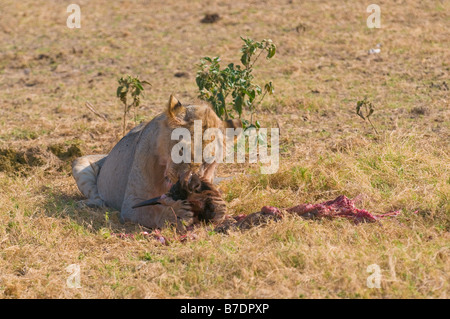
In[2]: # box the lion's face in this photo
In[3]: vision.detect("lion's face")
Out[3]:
[163,95,241,188]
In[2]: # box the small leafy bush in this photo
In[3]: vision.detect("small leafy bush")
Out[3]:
[196,37,276,128]
[356,97,379,134]
[116,75,151,136]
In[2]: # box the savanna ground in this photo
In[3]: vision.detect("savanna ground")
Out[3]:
[0,0,449,299]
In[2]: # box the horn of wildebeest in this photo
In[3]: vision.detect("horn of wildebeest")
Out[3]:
[132,196,162,209]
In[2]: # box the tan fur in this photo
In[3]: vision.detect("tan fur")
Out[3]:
[72,95,240,230]
[72,154,107,207]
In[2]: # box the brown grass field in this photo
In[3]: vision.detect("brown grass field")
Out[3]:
[0,0,449,298]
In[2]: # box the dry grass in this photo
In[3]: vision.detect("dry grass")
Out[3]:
[0,0,449,298]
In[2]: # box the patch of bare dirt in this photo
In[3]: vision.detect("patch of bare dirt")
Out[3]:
[0,144,82,176]
[201,13,220,24]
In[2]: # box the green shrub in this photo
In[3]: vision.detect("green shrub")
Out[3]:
[196,37,276,128]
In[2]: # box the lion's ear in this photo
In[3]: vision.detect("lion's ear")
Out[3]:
[224,119,242,129]
[167,94,183,119]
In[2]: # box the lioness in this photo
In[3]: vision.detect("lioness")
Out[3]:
[72,95,240,229]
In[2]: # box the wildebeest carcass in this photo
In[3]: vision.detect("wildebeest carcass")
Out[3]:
[133,174,227,225]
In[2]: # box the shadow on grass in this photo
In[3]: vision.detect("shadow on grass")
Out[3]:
[42,188,145,236]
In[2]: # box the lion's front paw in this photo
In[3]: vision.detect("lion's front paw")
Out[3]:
[160,199,193,231]
[173,200,194,227]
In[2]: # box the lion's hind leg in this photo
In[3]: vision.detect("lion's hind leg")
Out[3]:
[72,155,107,208]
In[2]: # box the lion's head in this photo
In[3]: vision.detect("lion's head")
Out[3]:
[161,95,241,188]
